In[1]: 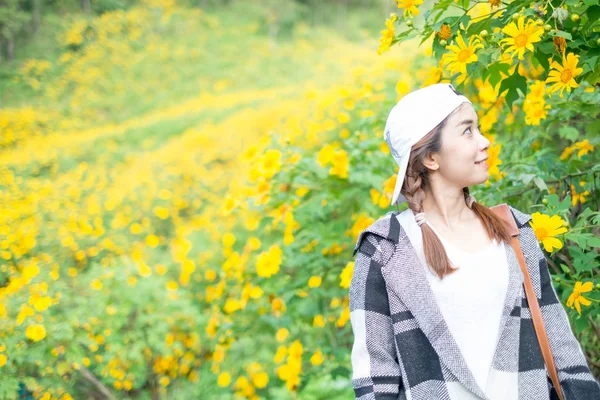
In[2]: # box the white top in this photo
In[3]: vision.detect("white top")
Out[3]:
[396,209,510,395]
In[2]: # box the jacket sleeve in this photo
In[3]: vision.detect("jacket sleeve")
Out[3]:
[348,232,403,400]
[524,222,600,399]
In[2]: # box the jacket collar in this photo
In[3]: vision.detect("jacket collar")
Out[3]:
[353,206,532,399]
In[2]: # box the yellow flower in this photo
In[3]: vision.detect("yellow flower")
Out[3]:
[422,65,442,86]
[166,280,178,291]
[256,245,283,278]
[441,31,484,76]
[349,213,375,238]
[259,149,282,179]
[369,188,388,208]
[545,52,584,98]
[26,324,47,342]
[529,212,568,252]
[485,142,503,180]
[308,276,322,288]
[276,328,289,342]
[313,315,326,328]
[566,281,593,315]
[329,149,349,179]
[498,15,544,61]
[523,98,551,125]
[316,144,337,167]
[217,372,231,387]
[222,232,236,247]
[569,184,590,206]
[90,279,102,290]
[340,261,354,289]
[0,354,7,367]
[251,371,269,388]
[574,139,594,158]
[396,0,424,18]
[224,298,242,314]
[310,349,325,365]
[274,345,287,363]
[145,234,160,247]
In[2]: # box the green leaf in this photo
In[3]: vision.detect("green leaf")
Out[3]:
[586,5,600,21]
[520,173,536,185]
[573,314,589,335]
[330,366,351,379]
[533,176,548,192]
[552,30,573,40]
[558,126,579,141]
[585,236,600,248]
[483,61,511,87]
[499,70,527,110]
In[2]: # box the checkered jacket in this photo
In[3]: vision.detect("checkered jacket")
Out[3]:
[349,205,600,400]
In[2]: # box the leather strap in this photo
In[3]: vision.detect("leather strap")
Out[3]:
[490,203,565,400]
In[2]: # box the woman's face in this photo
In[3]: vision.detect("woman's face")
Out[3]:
[433,102,491,188]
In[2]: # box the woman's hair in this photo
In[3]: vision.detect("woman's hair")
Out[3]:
[402,103,513,280]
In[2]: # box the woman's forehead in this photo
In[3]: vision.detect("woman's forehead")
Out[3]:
[448,103,477,124]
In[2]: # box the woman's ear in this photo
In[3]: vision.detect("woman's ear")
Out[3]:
[422,152,439,171]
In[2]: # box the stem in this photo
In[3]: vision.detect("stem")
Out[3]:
[78,365,117,400]
[587,315,600,343]
[567,225,596,232]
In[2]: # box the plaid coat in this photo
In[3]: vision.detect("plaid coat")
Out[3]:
[349,205,600,400]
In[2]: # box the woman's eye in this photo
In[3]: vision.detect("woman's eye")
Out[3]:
[465,125,481,135]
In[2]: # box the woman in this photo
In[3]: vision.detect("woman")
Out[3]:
[348,83,600,400]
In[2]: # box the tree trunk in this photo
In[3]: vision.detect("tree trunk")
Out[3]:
[7,38,14,61]
[33,0,42,33]
[81,0,91,13]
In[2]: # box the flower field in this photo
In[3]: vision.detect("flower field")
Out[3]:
[0,0,599,399]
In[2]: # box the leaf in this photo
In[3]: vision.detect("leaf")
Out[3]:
[330,366,351,379]
[520,173,536,184]
[573,314,589,335]
[552,30,573,40]
[558,126,579,141]
[499,70,527,110]
[586,5,600,20]
[585,236,600,248]
[558,194,572,212]
[533,176,548,192]
[482,61,511,87]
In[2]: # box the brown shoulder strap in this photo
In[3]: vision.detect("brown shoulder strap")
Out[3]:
[489,203,564,400]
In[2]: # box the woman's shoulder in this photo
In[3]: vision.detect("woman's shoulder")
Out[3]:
[352,210,405,259]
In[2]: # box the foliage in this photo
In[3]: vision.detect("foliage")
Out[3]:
[371,0,600,376]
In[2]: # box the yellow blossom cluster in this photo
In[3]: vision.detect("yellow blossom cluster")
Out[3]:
[275,340,303,392]
[316,143,350,179]
[523,80,551,125]
[560,139,594,161]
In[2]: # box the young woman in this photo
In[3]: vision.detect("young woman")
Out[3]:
[349,83,600,400]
